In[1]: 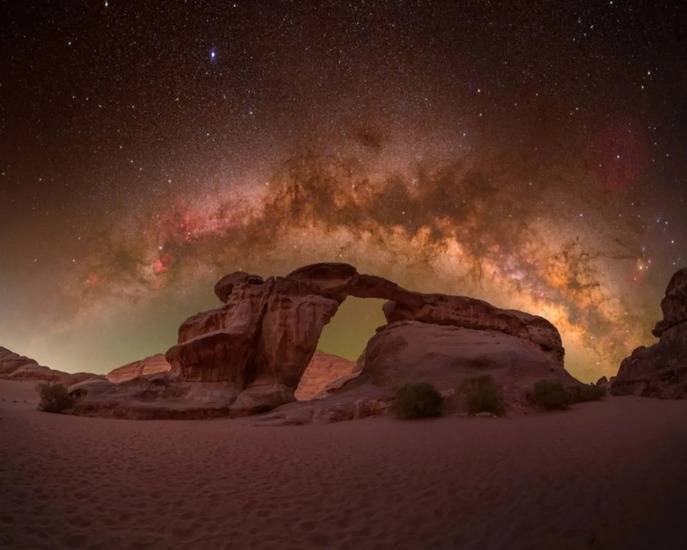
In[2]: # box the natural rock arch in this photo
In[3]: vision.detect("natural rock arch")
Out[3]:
[164,262,565,415]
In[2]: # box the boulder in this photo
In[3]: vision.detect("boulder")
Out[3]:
[613,268,687,398]
[68,375,238,420]
[354,320,575,409]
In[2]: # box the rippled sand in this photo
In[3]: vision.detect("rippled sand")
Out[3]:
[1,379,686,549]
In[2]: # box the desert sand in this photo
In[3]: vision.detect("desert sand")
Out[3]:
[1,379,686,549]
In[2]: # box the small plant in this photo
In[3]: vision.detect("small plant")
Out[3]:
[610,384,634,396]
[531,379,571,410]
[460,375,505,416]
[37,382,74,413]
[393,383,443,420]
[571,383,605,403]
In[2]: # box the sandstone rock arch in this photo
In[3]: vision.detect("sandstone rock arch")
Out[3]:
[164,262,565,415]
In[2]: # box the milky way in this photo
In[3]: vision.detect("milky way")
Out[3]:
[1,1,685,380]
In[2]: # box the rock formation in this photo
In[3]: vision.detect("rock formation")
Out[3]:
[295,350,358,401]
[0,346,99,386]
[69,262,572,420]
[159,262,566,416]
[613,268,687,398]
[106,354,171,383]
[0,346,39,376]
[358,320,574,394]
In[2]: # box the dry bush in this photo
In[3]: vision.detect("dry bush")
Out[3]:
[393,383,443,420]
[37,382,74,413]
[531,380,571,410]
[460,375,505,416]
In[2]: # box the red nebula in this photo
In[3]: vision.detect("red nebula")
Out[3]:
[590,118,650,194]
[153,253,175,274]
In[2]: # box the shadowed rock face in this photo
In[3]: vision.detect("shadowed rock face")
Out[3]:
[652,268,687,338]
[163,262,565,414]
[614,267,687,398]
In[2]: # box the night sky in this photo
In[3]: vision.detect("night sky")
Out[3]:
[1,1,685,381]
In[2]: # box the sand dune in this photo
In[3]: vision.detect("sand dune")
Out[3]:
[1,379,686,549]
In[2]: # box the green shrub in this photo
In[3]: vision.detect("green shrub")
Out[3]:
[393,383,443,420]
[610,384,634,396]
[571,383,606,403]
[531,380,571,410]
[460,375,505,416]
[37,382,74,413]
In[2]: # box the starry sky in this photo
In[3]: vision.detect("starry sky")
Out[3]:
[1,1,685,381]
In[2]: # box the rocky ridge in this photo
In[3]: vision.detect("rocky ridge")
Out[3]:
[0,346,100,386]
[613,268,687,398]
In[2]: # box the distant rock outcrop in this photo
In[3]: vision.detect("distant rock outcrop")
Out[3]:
[69,262,573,420]
[0,346,39,375]
[613,268,687,398]
[0,346,100,386]
[295,350,358,401]
[107,354,171,383]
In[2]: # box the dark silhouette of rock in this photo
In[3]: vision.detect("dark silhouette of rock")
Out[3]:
[614,268,687,398]
[652,268,687,338]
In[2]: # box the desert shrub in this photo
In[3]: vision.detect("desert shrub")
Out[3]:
[571,383,606,403]
[37,382,74,413]
[460,375,505,416]
[610,384,634,396]
[393,383,443,420]
[531,380,571,410]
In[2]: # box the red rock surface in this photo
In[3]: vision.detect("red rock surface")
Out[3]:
[35,262,571,420]
[0,346,39,375]
[295,350,358,401]
[0,346,100,386]
[106,354,171,383]
[158,262,569,417]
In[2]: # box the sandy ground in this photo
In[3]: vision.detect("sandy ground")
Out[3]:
[1,379,686,549]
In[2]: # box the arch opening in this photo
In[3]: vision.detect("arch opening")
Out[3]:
[295,297,387,401]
